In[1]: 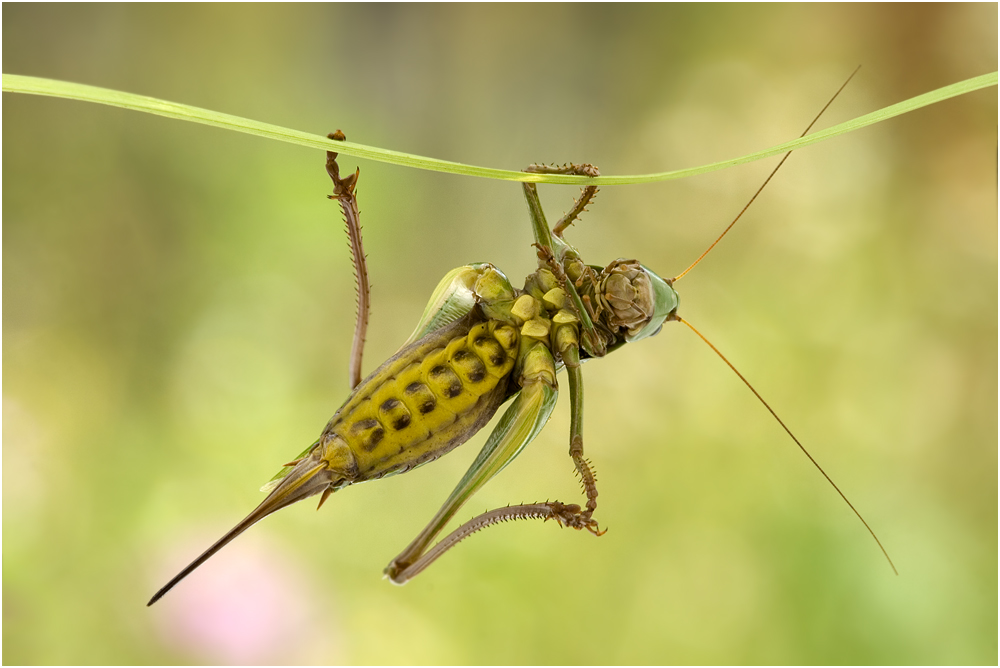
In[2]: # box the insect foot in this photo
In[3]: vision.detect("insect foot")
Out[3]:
[544,501,606,536]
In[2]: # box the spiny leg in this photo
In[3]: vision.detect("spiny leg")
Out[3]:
[521,168,604,356]
[326,131,370,390]
[561,340,600,520]
[387,502,601,583]
[524,163,601,239]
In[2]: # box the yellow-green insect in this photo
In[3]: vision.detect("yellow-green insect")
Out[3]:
[149,83,895,605]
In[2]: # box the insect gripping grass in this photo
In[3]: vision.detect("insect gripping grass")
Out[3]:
[148,78,897,605]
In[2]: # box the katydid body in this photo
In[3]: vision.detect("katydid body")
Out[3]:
[150,84,896,603]
[149,158,678,603]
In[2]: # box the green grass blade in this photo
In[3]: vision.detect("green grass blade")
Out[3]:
[3,72,996,185]
[616,71,998,185]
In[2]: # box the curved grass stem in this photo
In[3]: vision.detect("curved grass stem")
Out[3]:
[3,72,996,186]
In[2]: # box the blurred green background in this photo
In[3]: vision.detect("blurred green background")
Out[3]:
[4,4,996,665]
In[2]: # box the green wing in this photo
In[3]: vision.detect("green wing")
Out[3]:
[264,264,517,491]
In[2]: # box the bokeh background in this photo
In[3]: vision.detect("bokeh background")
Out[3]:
[4,4,996,665]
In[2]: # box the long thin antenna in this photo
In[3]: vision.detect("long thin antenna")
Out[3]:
[671,66,862,283]
[672,313,897,575]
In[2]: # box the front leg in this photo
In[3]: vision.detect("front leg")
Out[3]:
[521,167,605,356]
[523,163,601,239]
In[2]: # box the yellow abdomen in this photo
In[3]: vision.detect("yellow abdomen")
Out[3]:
[320,310,519,481]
